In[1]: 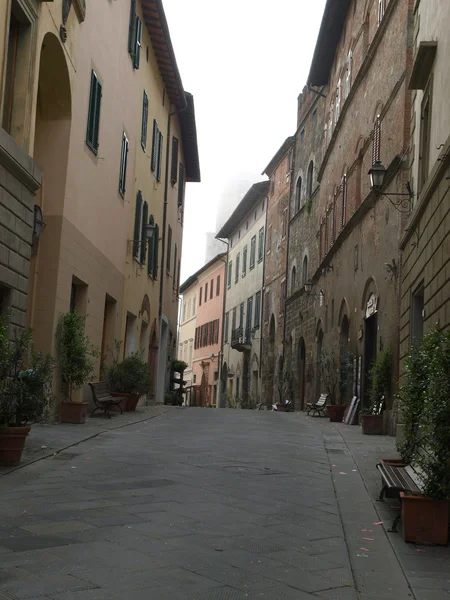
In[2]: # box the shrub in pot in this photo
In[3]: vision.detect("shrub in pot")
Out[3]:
[56,313,99,424]
[106,352,152,411]
[397,328,450,545]
[362,349,392,435]
[0,322,55,467]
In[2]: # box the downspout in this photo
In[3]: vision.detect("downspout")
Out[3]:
[216,244,229,408]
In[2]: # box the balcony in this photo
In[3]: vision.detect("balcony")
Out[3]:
[231,326,251,352]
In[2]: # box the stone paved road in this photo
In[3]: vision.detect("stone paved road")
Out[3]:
[0,409,414,599]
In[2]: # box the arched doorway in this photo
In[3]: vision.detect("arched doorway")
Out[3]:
[316,327,324,398]
[29,33,72,351]
[361,279,379,410]
[340,315,350,404]
[297,337,306,410]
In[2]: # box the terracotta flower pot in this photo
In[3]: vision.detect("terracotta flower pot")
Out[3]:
[110,392,140,412]
[400,492,449,545]
[0,426,31,467]
[327,405,346,422]
[362,414,383,435]
[61,402,88,424]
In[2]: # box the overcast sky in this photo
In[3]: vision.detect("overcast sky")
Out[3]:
[162,0,327,282]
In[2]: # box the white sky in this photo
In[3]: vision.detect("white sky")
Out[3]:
[162,0,327,282]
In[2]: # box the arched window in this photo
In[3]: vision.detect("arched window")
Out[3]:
[345,50,352,99]
[306,161,314,198]
[295,176,302,212]
[335,79,341,122]
[291,266,296,293]
[302,255,308,286]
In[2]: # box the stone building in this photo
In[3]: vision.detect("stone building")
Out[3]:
[217,182,268,407]
[1,0,199,412]
[260,137,294,407]
[399,0,450,386]
[285,0,414,429]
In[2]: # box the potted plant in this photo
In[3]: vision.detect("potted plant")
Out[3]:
[106,351,152,411]
[0,322,55,467]
[361,349,392,435]
[172,359,188,373]
[397,328,450,545]
[56,312,99,424]
[319,349,345,422]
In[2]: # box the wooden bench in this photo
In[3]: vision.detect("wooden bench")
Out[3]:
[89,382,125,418]
[306,394,328,417]
[376,449,426,532]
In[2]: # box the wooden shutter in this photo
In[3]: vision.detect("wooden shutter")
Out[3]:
[341,175,347,230]
[157,131,163,182]
[92,77,102,152]
[128,0,136,54]
[133,191,142,259]
[153,224,159,279]
[86,71,102,154]
[151,120,158,172]
[171,137,179,185]
[147,229,154,276]
[372,116,381,164]
[178,164,185,207]
[141,91,148,151]
[140,201,148,264]
[134,17,142,69]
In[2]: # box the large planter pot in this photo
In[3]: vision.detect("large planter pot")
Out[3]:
[327,405,346,422]
[110,392,140,412]
[0,426,31,467]
[61,402,88,424]
[400,492,449,545]
[362,414,384,435]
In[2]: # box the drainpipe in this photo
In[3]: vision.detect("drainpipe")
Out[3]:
[216,241,229,408]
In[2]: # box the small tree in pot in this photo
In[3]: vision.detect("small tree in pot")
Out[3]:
[0,321,55,467]
[106,351,152,411]
[362,349,392,435]
[56,313,99,424]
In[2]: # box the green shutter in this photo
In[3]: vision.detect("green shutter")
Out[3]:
[140,201,148,264]
[86,71,101,153]
[171,137,179,185]
[177,163,185,207]
[157,131,163,181]
[128,0,136,53]
[153,224,159,279]
[92,78,102,152]
[133,191,142,259]
[134,17,142,69]
[151,120,158,172]
[141,91,148,150]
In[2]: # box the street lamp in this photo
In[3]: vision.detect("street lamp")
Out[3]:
[368,160,414,213]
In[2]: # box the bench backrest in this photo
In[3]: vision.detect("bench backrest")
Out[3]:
[90,381,111,399]
[317,394,328,406]
[408,445,433,491]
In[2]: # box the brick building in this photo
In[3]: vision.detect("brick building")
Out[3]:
[260,137,294,406]
[285,0,414,430]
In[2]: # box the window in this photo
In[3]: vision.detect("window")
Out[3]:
[282,207,288,239]
[235,253,240,283]
[119,133,129,197]
[250,236,256,269]
[354,245,359,271]
[199,287,202,306]
[242,246,247,277]
[295,177,302,212]
[239,303,244,328]
[205,282,208,302]
[178,164,185,208]
[291,266,296,294]
[280,280,286,315]
[232,307,236,331]
[216,275,220,296]
[372,115,381,165]
[86,70,102,154]
[132,192,149,265]
[341,175,347,230]
[151,120,163,181]
[300,128,305,144]
[306,161,314,198]
[302,255,308,286]
[328,102,334,139]
[224,312,229,343]
[254,291,261,329]
[210,280,214,299]
[171,138,179,185]
[166,225,172,272]
[345,51,353,99]
[411,284,425,345]
[258,227,264,261]
[335,79,341,122]
[377,0,385,25]
[228,261,232,288]
[140,201,148,264]
[147,221,159,279]
[246,296,253,331]
[419,81,432,193]
[141,91,149,151]
[134,16,142,69]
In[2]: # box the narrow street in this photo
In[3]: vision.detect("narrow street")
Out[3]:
[0,409,447,600]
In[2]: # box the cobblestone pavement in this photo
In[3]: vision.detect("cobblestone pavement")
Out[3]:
[0,408,447,599]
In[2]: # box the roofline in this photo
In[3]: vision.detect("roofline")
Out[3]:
[180,252,227,294]
[215,181,270,239]
[262,136,295,177]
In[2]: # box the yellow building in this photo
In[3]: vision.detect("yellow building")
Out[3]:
[0,0,199,413]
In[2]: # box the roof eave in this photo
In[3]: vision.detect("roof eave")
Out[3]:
[262,136,295,177]
[216,181,270,239]
[180,252,227,293]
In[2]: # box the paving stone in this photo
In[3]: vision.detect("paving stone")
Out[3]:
[1,574,95,598]
[21,521,96,535]
[0,534,77,552]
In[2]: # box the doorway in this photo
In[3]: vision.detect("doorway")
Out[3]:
[297,337,306,410]
[157,318,169,404]
[363,314,377,409]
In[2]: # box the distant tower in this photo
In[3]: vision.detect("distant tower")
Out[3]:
[205,233,227,263]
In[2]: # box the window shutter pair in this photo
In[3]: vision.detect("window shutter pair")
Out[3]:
[171,138,179,185]
[151,120,164,181]
[134,17,142,69]
[86,71,102,154]
[140,201,148,264]
[119,133,129,196]
[133,191,143,260]
[178,164,185,208]
[141,91,148,151]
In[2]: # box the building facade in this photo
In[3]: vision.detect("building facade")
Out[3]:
[217,182,268,408]
[1,0,199,413]
[261,137,294,407]
[177,280,198,390]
